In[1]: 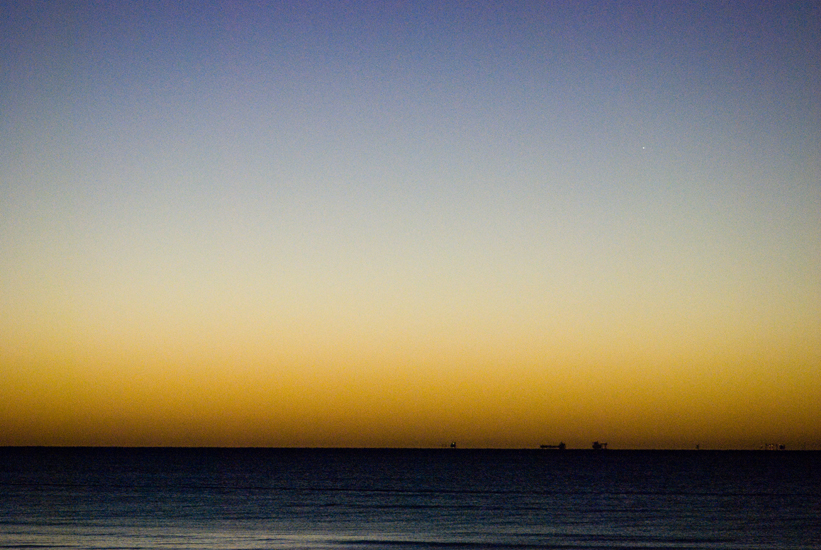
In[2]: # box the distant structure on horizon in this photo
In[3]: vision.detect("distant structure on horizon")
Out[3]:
[540,442,566,450]
[761,443,786,450]
[592,441,608,450]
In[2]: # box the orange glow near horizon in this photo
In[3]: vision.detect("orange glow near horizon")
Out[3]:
[2,3,819,450]
[3,309,819,449]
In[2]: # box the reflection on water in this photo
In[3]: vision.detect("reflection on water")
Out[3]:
[1,448,819,549]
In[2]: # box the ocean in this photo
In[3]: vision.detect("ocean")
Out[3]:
[1,448,818,549]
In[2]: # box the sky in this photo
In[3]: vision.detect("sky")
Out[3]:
[2,1,819,449]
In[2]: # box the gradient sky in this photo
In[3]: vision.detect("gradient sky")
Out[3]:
[2,1,819,449]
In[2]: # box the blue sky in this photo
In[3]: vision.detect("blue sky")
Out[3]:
[2,1,819,448]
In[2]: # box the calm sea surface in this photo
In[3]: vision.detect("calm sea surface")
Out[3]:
[1,448,818,549]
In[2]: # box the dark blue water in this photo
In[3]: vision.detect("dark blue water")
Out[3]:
[1,448,819,549]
